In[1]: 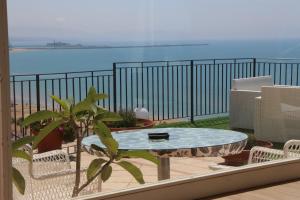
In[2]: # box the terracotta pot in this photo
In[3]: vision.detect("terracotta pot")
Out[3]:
[32,128,63,153]
[109,119,154,132]
[222,140,273,166]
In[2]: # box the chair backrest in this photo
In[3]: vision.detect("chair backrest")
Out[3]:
[283,140,300,158]
[232,76,273,91]
[261,86,300,142]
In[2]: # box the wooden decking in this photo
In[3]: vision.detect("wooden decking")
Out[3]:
[78,152,224,192]
[211,179,300,200]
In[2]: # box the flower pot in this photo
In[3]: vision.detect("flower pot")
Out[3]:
[222,140,273,166]
[109,119,154,132]
[32,128,63,153]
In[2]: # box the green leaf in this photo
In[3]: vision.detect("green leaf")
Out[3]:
[91,144,108,156]
[101,165,112,182]
[94,121,118,155]
[33,119,64,149]
[117,150,158,165]
[73,100,96,114]
[87,86,97,99]
[87,158,106,180]
[95,111,122,122]
[21,111,61,127]
[12,167,25,195]
[116,161,145,184]
[86,87,108,103]
[51,95,71,111]
[12,150,31,161]
[12,136,33,151]
[94,94,108,101]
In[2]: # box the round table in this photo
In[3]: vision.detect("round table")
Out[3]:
[82,128,248,180]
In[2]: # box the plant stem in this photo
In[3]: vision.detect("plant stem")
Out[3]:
[72,125,82,197]
[77,159,113,194]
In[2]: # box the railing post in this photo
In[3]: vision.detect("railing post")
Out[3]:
[91,71,94,86]
[36,74,40,111]
[65,73,68,99]
[253,58,257,77]
[12,76,17,140]
[113,63,117,113]
[190,60,194,123]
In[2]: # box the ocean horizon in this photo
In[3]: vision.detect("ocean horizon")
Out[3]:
[9,39,300,74]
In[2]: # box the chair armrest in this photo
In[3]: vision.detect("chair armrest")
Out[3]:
[32,150,72,177]
[248,146,284,164]
[29,167,101,198]
[32,168,86,180]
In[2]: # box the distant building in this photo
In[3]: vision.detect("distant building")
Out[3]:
[46,41,71,48]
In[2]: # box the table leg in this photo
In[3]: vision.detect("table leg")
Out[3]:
[157,157,170,180]
[97,174,102,192]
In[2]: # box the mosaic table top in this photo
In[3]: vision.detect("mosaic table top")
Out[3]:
[82,128,248,157]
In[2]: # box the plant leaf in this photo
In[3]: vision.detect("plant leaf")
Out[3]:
[51,95,70,111]
[21,111,61,127]
[116,161,145,184]
[87,86,97,99]
[86,87,108,103]
[117,150,158,165]
[101,165,112,182]
[96,111,122,122]
[33,119,64,149]
[91,144,108,156]
[12,150,31,161]
[93,121,118,155]
[73,100,95,114]
[93,94,108,101]
[12,136,33,151]
[12,167,25,195]
[87,158,106,180]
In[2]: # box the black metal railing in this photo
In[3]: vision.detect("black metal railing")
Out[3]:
[11,58,300,139]
[113,58,256,121]
[11,70,114,139]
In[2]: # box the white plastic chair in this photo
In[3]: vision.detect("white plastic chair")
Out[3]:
[210,140,300,170]
[13,148,101,200]
[230,76,273,130]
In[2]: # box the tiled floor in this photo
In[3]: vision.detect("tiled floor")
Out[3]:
[76,152,224,192]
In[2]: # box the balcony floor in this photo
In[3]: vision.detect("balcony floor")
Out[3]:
[76,152,223,192]
[212,179,300,200]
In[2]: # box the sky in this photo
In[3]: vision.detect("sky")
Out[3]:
[7,0,300,44]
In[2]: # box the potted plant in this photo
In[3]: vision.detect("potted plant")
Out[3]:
[22,118,76,153]
[222,135,273,166]
[108,109,154,132]
[22,87,158,197]
[28,120,61,153]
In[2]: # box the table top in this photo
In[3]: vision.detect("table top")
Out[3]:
[82,128,248,157]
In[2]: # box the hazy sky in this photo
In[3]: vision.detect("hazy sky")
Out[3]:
[7,0,300,43]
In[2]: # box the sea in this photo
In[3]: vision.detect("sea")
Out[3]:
[9,39,300,120]
[9,39,300,74]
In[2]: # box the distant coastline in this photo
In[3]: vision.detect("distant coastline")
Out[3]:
[9,43,208,52]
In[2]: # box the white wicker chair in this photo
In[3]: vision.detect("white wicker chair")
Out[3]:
[230,76,273,130]
[13,148,101,200]
[210,140,300,170]
[254,86,300,143]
